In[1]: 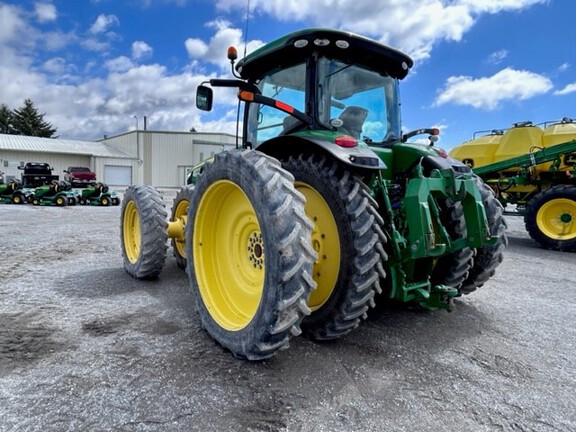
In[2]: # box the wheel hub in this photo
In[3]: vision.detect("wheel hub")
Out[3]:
[247,232,264,269]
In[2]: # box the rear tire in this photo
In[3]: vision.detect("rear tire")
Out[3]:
[186,150,316,360]
[430,199,475,290]
[460,175,507,294]
[525,184,576,252]
[121,185,168,279]
[171,187,193,270]
[282,154,386,340]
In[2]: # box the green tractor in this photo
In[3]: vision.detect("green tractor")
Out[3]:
[30,180,78,206]
[78,182,120,206]
[120,29,507,360]
[0,179,31,204]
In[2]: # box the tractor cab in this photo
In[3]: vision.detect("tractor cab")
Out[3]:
[197,28,414,169]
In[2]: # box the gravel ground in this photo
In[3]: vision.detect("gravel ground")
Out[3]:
[0,197,575,432]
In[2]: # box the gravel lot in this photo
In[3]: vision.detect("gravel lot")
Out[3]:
[0,196,575,432]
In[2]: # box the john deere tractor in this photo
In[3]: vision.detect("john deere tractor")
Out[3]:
[449,119,576,251]
[121,29,506,360]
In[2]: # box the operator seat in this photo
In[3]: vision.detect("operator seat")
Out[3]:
[338,106,368,139]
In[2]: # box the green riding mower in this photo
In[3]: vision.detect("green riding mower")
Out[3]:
[0,179,32,204]
[120,29,507,360]
[78,182,120,206]
[30,180,78,206]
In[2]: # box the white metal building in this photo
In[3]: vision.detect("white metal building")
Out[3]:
[0,130,238,187]
[100,130,237,186]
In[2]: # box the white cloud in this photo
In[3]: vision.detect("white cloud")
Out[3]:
[487,49,508,65]
[0,4,34,46]
[186,19,263,70]
[89,14,119,34]
[42,57,67,74]
[435,68,553,110]
[35,3,57,22]
[105,56,134,72]
[557,63,570,73]
[554,83,576,96]
[185,38,209,58]
[81,38,110,52]
[132,41,153,60]
[458,0,546,13]
[215,0,547,60]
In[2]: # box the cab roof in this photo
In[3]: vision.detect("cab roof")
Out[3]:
[236,28,414,81]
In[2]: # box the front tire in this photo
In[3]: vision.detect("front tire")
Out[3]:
[282,154,386,340]
[121,185,168,279]
[186,150,316,360]
[525,184,576,252]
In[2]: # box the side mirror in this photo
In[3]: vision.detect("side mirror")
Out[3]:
[196,86,213,111]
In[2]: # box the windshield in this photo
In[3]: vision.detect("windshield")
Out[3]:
[245,57,401,146]
[246,62,306,146]
[317,58,401,143]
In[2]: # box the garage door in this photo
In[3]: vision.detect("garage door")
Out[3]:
[104,165,132,185]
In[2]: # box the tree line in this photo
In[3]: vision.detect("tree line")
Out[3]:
[0,99,57,138]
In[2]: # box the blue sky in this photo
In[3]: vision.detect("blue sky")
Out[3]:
[0,0,574,150]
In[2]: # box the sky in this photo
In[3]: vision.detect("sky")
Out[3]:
[0,0,575,150]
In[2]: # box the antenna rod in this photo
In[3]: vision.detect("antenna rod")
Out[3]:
[244,0,250,58]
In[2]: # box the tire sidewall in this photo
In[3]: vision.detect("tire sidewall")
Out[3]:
[186,155,283,351]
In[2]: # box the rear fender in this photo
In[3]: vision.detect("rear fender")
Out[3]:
[256,135,386,170]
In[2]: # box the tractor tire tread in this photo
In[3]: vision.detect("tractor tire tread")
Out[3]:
[186,150,316,360]
[459,175,508,294]
[283,154,386,341]
[121,185,168,280]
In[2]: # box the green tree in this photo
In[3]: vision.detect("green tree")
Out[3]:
[0,104,15,134]
[11,98,57,138]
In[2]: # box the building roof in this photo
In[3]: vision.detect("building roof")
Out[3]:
[0,134,133,159]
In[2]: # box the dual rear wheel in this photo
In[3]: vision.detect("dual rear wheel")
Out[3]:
[120,150,385,359]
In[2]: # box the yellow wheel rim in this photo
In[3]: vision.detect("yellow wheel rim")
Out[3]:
[537,198,576,240]
[123,201,141,264]
[296,182,340,311]
[173,199,189,259]
[194,180,264,331]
